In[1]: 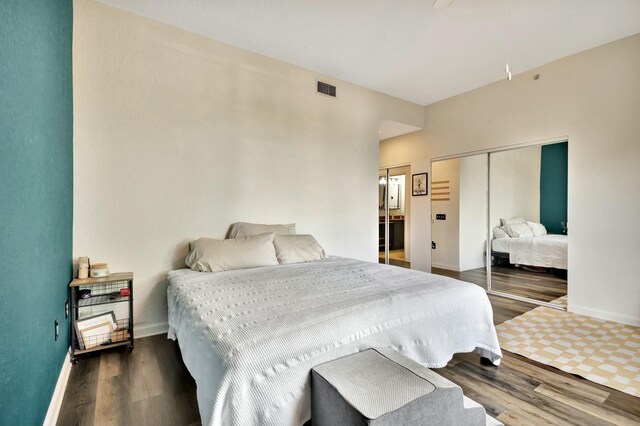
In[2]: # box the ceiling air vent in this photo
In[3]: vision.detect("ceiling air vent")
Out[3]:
[317,80,337,98]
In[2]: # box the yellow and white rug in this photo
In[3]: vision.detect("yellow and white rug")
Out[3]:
[496,297,640,397]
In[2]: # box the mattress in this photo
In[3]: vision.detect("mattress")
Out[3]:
[491,235,568,269]
[509,234,568,269]
[167,257,502,426]
[492,237,511,253]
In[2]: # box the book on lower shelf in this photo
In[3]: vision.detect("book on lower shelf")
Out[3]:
[75,312,129,350]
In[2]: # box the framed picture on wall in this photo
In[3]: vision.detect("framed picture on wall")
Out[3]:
[412,173,428,196]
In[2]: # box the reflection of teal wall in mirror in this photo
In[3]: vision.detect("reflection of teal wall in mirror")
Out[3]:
[540,142,568,234]
[0,1,73,423]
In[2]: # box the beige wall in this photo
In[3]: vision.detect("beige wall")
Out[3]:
[73,0,423,333]
[431,159,460,270]
[459,154,488,272]
[379,131,430,271]
[382,33,640,325]
[489,145,541,231]
[430,155,489,272]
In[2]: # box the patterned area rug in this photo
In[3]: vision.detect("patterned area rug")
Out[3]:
[497,297,640,397]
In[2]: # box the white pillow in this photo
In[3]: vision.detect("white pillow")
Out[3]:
[229,222,296,238]
[493,226,509,239]
[273,235,327,264]
[501,217,526,226]
[527,221,547,237]
[505,222,534,238]
[185,233,279,272]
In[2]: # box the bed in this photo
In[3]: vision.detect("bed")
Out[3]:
[167,256,502,426]
[492,234,568,270]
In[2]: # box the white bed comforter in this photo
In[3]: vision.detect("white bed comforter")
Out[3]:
[167,257,502,426]
[508,234,568,269]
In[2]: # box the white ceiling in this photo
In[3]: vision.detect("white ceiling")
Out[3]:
[98,0,640,106]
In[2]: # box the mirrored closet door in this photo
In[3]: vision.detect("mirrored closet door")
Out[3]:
[430,153,488,290]
[430,140,568,309]
[379,166,410,268]
[488,142,568,307]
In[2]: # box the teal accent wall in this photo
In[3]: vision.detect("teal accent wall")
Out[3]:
[540,142,568,234]
[0,1,73,424]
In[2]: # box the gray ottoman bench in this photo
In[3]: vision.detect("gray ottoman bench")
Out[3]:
[311,348,502,426]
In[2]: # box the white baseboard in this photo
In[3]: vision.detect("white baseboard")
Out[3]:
[135,321,169,339]
[43,349,71,426]
[458,263,486,272]
[431,263,460,272]
[569,305,640,327]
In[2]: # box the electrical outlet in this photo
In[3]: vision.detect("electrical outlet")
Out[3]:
[436,214,446,220]
[65,300,69,319]
[54,320,59,341]
[432,241,436,249]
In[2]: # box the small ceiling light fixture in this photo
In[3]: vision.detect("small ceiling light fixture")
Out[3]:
[505,0,512,81]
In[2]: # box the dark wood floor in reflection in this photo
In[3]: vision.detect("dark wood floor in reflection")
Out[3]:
[379,257,411,268]
[378,249,411,269]
[432,265,567,303]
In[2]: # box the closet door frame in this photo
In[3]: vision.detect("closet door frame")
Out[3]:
[379,163,411,265]
[431,135,568,311]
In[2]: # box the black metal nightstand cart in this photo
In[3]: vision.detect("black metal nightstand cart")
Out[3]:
[69,272,134,363]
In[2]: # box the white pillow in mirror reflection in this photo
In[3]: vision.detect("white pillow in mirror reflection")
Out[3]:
[501,217,526,226]
[505,222,534,238]
[493,226,509,239]
[527,221,547,237]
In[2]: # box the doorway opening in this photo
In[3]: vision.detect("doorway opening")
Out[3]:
[379,165,411,268]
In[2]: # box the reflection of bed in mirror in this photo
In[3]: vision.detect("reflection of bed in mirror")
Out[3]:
[491,234,567,270]
[491,217,567,273]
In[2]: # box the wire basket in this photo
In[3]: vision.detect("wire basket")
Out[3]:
[77,280,131,307]
[75,317,130,351]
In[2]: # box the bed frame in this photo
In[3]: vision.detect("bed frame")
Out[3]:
[491,250,567,279]
[490,250,510,267]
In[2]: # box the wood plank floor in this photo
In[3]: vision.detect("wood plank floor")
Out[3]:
[57,295,638,426]
[435,296,640,426]
[379,249,411,269]
[57,335,201,426]
[432,266,567,304]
